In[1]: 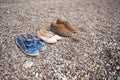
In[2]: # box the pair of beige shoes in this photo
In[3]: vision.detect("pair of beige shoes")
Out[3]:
[50,18,77,37]
[37,29,62,43]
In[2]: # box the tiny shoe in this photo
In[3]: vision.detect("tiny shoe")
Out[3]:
[50,22,72,37]
[24,34,46,51]
[40,29,62,40]
[37,30,57,43]
[16,34,39,56]
[57,18,77,33]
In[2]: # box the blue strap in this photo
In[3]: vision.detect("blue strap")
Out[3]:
[26,38,40,42]
[24,40,33,46]
[24,38,40,46]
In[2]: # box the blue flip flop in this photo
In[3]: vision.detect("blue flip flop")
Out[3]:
[16,34,39,56]
[25,34,46,51]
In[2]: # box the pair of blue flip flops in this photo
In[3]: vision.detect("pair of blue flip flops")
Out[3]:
[16,34,46,56]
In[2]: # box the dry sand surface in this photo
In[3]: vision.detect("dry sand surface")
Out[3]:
[0,0,120,80]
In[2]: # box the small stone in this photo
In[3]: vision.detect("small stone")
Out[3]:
[6,10,10,14]
[116,66,120,70]
[117,76,120,80]
[0,45,2,52]
[81,77,85,80]
[39,74,43,78]
[35,73,39,78]
[62,77,67,80]
[23,60,33,68]
[84,53,88,57]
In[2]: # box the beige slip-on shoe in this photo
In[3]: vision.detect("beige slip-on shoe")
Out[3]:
[40,29,62,40]
[37,30,57,43]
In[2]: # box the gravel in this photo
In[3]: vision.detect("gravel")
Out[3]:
[0,0,120,80]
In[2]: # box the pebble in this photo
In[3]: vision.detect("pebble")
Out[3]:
[23,60,33,68]
[0,45,2,52]
[62,77,67,80]
[116,66,120,70]
[117,77,120,80]
[6,10,10,14]
[35,73,39,78]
